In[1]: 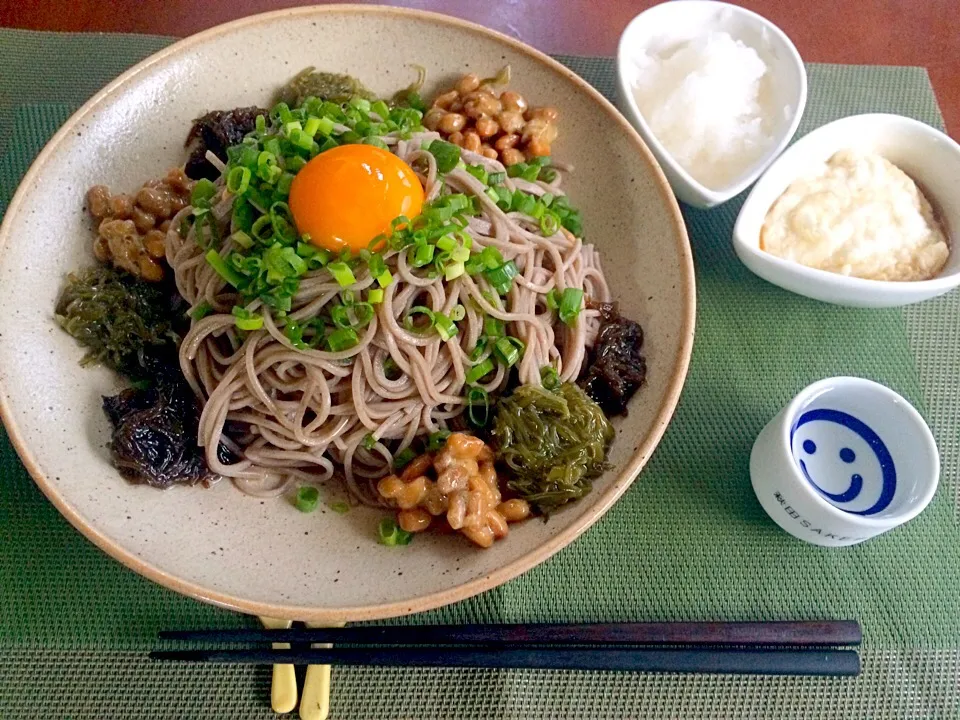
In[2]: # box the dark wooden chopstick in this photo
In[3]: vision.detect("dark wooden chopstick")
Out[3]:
[159,621,861,647]
[150,646,860,676]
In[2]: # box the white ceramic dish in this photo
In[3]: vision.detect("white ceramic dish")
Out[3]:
[734,113,960,307]
[0,6,695,622]
[751,377,939,547]
[615,0,807,208]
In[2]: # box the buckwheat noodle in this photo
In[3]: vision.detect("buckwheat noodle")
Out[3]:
[165,132,610,504]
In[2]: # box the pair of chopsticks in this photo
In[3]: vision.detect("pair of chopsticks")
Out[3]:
[153,620,862,677]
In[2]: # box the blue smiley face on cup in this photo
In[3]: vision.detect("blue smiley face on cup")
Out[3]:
[790,409,897,516]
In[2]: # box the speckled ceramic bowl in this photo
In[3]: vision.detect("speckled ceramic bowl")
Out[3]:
[0,6,695,622]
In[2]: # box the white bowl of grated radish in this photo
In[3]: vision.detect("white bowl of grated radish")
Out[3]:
[616,1,807,208]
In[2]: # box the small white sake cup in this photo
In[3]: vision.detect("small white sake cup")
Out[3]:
[750,377,939,547]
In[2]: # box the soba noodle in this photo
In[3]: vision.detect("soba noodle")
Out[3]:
[165,132,611,503]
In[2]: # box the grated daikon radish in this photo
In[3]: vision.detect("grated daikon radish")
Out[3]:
[630,31,780,190]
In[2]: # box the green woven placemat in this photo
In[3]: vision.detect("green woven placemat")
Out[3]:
[1,29,958,719]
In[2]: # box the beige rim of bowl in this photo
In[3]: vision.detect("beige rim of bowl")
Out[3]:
[0,4,696,622]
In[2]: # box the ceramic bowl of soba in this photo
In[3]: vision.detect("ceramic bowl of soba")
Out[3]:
[0,6,695,622]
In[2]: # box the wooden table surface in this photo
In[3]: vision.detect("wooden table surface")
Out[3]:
[2,0,958,139]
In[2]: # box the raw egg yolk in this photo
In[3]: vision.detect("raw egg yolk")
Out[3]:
[289,144,424,252]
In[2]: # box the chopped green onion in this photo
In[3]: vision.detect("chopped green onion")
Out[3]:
[426,430,451,452]
[189,302,213,321]
[469,341,487,362]
[349,96,372,112]
[226,166,252,195]
[546,288,560,311]
[378,517,413,546]
[484,316,505,338]
[488,171,506,185]
[465,358,495,384]
[450,304,466,322]
[315,116,335,136]
[541,365,561,390]
[251,215,274,243]
[521,164,540,182]
[427,140,461,174]
[485,260,519,295]
[393,447,417,470]
[283,120,303,136]
[403,306,435,334]
[371,100,390,121]
[376,268,393,288]
[466,385,490,428]
[434,313,458,341]
[450,246,470,263]
[362,433,377,450]
[329,500,350,514]
[255,114,266,133]
[436,234,457,252]
[295,486,320,513]
[465,164,488,185]
[328,261,356,287]
[303,116,321,137]
[369,288,384,304]
[540,212,561,235]
[480,247,504,270]
[205,249,244,288]
[191,178,218,208]
[444,261,465,281]
[494,336,524,367]
[232,306,264,331]
[558,287,584,326]
[411,243,435,268]
[230,230,253,249]
[327,327,359,352]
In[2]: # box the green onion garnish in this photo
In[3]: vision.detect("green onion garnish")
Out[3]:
[329,500,350,514]
[450,304,466,322]
[230,230,254,249]
[485,260,519,295]
[558,287,584,326]
[427,140,461,174]
[226,166,252,195]
[488,171,506,186]
[434,313,458,341]
[466,385,490,428]
[494,336,524,367]
[328,261,356,287]
[362,433,377,450]
[231,306,264,331]
[541,365,561,390]
[378,517,413,546]
[465,164,488,185]
[411,242,435,268]
[540,212,561,235]
[546,288,560,311]
[403,306,435,334]
[295,486,320,513]
[436,234,457,252]
[327,327,359,352]
[369,288,384,304]
[205,249,244,288]
[191,178,218,208]
[426,430,451,452]
[393,447,417,470]
[377,268,393,288]
[465,358,495,384]
[444,261,465,281]
[189,302,213,321]
[484,316,505,338]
